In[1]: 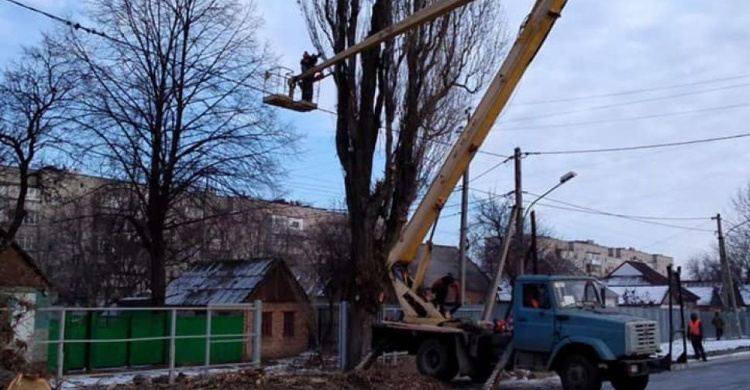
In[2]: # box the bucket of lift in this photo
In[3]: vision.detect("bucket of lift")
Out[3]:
[263,66,320,112]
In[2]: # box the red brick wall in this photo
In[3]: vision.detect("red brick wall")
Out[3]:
[245,302,311,359]
[0,247,45,289]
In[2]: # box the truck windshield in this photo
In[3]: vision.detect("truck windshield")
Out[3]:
[551,280,602,308]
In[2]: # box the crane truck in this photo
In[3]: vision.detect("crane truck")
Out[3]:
[264,0,660,389]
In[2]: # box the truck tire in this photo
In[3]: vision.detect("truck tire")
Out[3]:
[416,338,459,382]
[610,374,649,390]
[559,353,602,390]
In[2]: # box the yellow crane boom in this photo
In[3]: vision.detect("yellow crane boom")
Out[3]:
[389,0,568,324]
[295,0,476,81]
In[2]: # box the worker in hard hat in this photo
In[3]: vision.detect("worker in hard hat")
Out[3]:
[299,51,321,102]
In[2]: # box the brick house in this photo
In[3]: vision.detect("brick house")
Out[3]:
[165,258,312,359]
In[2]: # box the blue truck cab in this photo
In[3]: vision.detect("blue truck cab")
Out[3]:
[512,275,659,390]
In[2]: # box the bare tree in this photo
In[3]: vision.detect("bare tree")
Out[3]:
[469,193,557,281]
[687,184,750,284]
[305,214,350,349]
[0,37,75,250]
[300,0,506,368]
[62,0,295,304]
[686,251,723,282]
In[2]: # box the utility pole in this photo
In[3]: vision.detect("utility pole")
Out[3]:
[459,108,471,305]
[714,213,742,337]
[459,167,469,306]
[514,147,525,276]
[530,210,538,275]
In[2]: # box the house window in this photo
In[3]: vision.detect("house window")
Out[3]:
[261,312,273,337]
[283,311,295,337]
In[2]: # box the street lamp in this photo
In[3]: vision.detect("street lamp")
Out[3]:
[524,171,577,220]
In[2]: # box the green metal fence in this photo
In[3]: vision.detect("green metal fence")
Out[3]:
[45,306,255,374]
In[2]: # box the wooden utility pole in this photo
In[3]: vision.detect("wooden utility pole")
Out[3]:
[714,213,742,337]
[483,206,518,322]
[531,210,538,274]
[514,147,525,276]
[459,168,469,305]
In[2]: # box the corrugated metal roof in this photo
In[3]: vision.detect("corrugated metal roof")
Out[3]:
[165,258,276,306]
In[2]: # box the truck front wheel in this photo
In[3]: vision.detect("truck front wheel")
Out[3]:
[416,338,458,382]
[610,374,649,390]
[559,353,602,390]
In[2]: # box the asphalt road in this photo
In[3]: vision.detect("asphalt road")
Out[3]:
[622,354,750,390]
[484,353,750,389]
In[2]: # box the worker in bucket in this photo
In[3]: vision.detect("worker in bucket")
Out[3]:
[299,51,321,102]
[431,273,462,316]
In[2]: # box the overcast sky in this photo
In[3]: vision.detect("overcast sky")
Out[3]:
[2,0,750,267]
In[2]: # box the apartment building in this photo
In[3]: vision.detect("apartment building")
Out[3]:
[538,237,673,278]
[0,168,343,305]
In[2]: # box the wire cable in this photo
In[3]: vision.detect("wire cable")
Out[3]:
[513,73,750,106]
[523,191,711,222]
[531,201,714,232]
[504,82,750,124]
[469,155,513,183]
[501,102,750,132]
[526,132,750,155]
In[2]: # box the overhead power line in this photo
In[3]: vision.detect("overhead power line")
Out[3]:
[501,102,750,132]
[513,73,750,106]
[532,201,714,233]
[526,132,750,155]
[523,191,711,222]
[504,82,750,124]
[3,0,133,47]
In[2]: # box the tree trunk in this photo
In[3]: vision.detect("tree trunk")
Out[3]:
[343,209,379,369]
[149,222,167,305]
[346,304,374,370]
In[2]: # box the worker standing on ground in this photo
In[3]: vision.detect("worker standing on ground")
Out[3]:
[431,273,462,316]
[689,313,708,361]
[299,51,320,102]
[712,311,725,340]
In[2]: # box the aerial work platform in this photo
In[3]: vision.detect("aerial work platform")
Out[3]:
[263,67,319,112]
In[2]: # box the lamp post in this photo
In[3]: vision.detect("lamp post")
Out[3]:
[524,171,577,221]
[523,171,576,274]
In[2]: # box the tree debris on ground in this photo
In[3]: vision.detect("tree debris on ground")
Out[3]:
[82,359,459,390]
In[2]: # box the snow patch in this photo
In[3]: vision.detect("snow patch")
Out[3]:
[658,338,750,357]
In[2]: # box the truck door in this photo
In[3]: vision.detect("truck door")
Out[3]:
[515,283,556,352]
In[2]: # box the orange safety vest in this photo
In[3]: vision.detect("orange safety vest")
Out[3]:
[689,319,701,336]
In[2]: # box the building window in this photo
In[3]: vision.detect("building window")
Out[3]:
[24,211,40,225]
[283,311,295,337]
[261,312,273,337]
[16,235,37,252]
[26,187,42,202]
[288,218,304,231]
